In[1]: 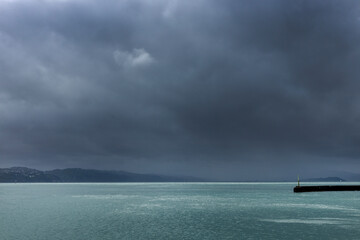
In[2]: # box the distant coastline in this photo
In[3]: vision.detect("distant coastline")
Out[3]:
[302,177,345,182]
[0,167,354,183]
[0,167,201,183]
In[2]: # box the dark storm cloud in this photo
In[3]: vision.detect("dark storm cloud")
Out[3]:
[1,0,360,180]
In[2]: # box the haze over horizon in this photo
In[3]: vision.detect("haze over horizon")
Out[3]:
[1,0,360,181]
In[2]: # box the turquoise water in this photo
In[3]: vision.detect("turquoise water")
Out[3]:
[1,183,360,239]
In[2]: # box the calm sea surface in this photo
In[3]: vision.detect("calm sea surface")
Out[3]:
[1,182,360,239]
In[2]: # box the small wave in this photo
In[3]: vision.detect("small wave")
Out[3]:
[262,218,346,225]
[71,194,138,199]
[270,203,359,212]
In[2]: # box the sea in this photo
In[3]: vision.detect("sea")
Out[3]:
[1,182,360,240]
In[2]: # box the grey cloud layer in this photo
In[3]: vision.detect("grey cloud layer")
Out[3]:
[1,0,360,180]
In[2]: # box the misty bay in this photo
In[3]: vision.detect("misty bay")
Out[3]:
[1,183,360,239]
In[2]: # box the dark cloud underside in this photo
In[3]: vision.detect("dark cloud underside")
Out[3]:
[1,0,360,180]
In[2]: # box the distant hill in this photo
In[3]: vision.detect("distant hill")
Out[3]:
[0,167,200,183]
[302,177,346,182]
[0,167,60,182]
[334,172,360,181]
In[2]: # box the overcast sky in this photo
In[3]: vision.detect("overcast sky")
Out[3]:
[1,0,360,180]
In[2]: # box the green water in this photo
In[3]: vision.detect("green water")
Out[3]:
[1,183,359,239]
